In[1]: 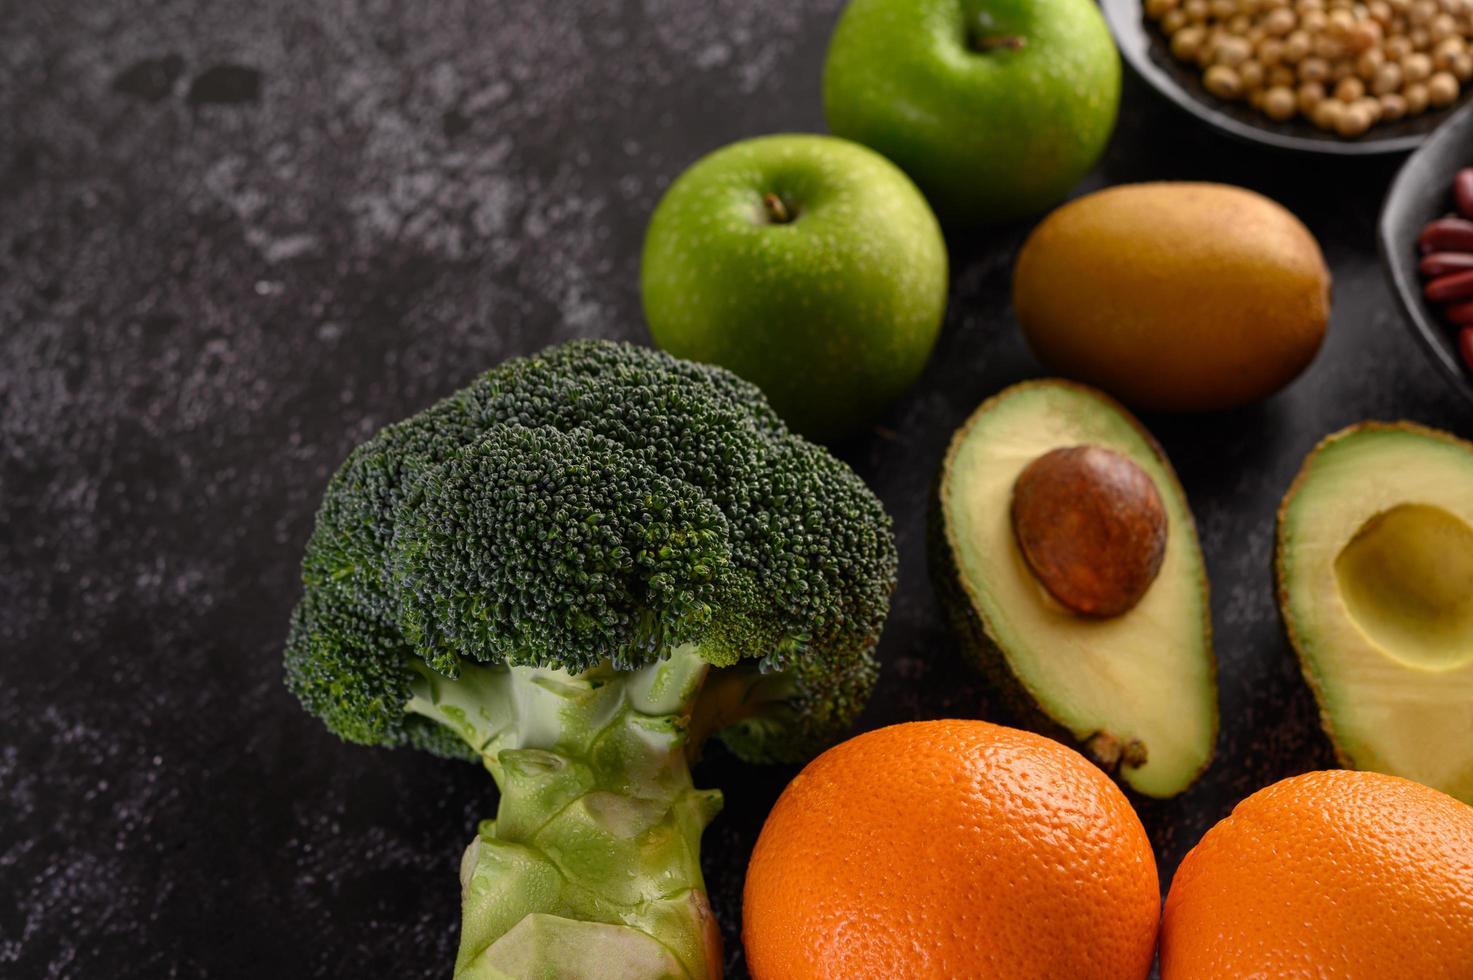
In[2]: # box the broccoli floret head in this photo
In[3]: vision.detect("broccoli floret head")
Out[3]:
[285,339,897,764]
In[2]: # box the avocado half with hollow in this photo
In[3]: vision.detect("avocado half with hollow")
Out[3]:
[931,380,1218,797]
[1277,422,1473,804]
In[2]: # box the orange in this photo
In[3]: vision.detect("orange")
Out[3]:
[741,719,1159,980]
[1161,769,1473,979]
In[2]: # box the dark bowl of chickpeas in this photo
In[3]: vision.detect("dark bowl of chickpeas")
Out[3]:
[1104,0,1473,153]
[1380,100,1473,400]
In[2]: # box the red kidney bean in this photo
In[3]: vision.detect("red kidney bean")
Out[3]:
[1418,217,1473,253]
[1425,269,1473,302]
[1420,252,1473,276]
[1457,169,1473,220]
[1444,298,1473,324]
[1461,327,1473,373]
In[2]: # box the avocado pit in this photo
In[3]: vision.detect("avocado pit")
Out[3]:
[1011,445,1168,617]
[1333,503,1473,670]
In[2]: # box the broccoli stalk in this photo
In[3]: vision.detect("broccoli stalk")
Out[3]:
[284,341,897,978]
[413,651,721,978]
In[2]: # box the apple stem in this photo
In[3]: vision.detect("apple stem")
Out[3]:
[762,192,794,224]
[970,33,1027,52]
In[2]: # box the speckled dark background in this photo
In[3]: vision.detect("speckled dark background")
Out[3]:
[3,1,1469,977]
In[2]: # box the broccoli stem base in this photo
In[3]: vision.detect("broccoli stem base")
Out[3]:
[408,647,724,980]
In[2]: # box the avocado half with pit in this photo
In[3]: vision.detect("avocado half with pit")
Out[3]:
[1277,422,1473,804]
[931,380,1218,798]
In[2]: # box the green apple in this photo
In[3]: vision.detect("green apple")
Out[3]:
[641,134,949,441]
[823,0,1121,226]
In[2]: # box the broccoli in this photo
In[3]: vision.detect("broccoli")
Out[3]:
[284,340,897,979]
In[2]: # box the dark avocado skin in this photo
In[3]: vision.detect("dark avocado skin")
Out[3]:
[926,380,1219,794]
[1273,424,1356,772]
[925,480,1086,754]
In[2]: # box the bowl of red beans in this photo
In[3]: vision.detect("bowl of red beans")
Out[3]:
[1381,98,1473,400]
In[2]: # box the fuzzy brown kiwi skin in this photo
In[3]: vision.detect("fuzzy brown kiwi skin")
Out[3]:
[928,378,1219,798]
[1274,419,1473,773]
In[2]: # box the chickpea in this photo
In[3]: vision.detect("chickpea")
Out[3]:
[1216,34,1255,63]
[1312,96,1347,126]
[1265,83,1301,116]
[1373,59,1406,89]
[1380,91,1410,116]
[1386,35,1416,58]
[1157,0,1473,137]
[1434,34,1467,65]
[1270,63,1301,84]
[1172,25,1206,58]
[1197,30,1223,65]
[1299,78,1329,108]
[1315,33,1348,57]
[1431,11,1461,38]
[1404,50,1434,79]
[1336,100,1374,133]
[1428,67,1461,101]
[1346,19,1384,49]
[1406,79,1432,111]
[1265,6,1300,31]
[1205,63,1247,96]
[1299,54,1333,78]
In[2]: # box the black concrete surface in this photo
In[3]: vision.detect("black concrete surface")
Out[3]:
[3,1,1468,977]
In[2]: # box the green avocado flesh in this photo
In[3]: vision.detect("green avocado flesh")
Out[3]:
[1277,422,1473,804]
[934,380,1217,797]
